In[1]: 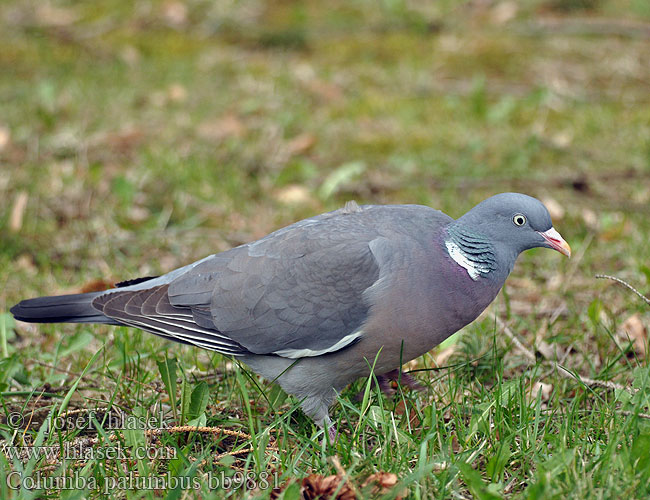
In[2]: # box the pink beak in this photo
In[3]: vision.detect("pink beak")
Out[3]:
[538,227,571,257]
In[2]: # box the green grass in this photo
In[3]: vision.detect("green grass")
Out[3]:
[1,0,650,498]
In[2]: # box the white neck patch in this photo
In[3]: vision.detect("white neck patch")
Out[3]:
[445,239,491,281]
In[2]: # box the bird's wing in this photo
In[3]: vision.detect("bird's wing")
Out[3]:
[94,204,451,359]
[92,284,249,356]
[168,208,383,358]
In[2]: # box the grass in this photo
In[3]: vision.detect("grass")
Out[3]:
[1,0,650,498]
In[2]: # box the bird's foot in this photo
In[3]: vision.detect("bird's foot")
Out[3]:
[392,369,425,391]
[356,369,424,400]
[376,373,396,396]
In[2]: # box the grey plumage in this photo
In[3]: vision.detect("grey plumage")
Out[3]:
[11,193,570,432]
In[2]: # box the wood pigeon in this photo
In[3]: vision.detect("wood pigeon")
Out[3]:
[11,193,570,436]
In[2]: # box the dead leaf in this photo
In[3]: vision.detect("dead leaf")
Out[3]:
[120,46,140,66]
[451,434,461,453]
[491,1,518,24]
[92,128,145,155]
[286,133,316,156]
[551,130,573,148]
[535,339,556,360]
[162,1,188,26]
[9,191,28,232]
[197,114,246,141]
[274,184,312,205]
[129,205,150,222]
[542,197,565,220]
[292,62,316,81]
[362,472,406,499]
[0,125,10,151]
[271,470,405,500]
[167,83,187,103]
[433,345,457,366]
[405,359,419,371]
[15,254,37,275]
[301,474,356,500]
[35,4,79,27]
[304,79,343,102]
[529,381,553,403]
[77,279,115,294]
[581,208,598,230]
[600,216,630,241]
[546,273,563,291]
[619,313,647,358]
[13,320,39,338]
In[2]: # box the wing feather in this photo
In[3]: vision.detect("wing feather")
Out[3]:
[92,286,248,356]
[92,204,451,360]
[168,206,389,356]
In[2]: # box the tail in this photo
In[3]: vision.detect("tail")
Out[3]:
[10,292,120,325]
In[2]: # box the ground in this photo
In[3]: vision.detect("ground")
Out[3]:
[1,0,650,498]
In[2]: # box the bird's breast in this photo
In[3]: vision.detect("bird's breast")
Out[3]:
[358,247,503,373]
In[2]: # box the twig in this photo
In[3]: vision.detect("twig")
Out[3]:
[145,425,251,440]
[552,365,628,392]
[22,390,46,437]
[496,317,629,392]
[596,274,650,306]
[538,345,572,381]
[212,447,255,464]
[496,317,536,364]
[25,359,81,378]
[548,303,568,324]
[2,423,278,474]
[24,359,160,392]
[523,17,650,40]
[618,410,650,420]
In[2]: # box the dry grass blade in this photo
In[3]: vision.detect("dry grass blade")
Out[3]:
[331,455,359,498]
[496,317,629,392]
[525,17,650,39]
[145,425,252,440]
[9,191,28,232]
[596,274,650,307]
[496,317,536,364]
[618,313,647,359]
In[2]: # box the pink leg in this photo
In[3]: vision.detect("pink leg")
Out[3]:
[357,369,425,399]
[378,369,425,395]
[328,425,338,443]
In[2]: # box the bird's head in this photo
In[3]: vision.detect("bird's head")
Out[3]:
[455,192,571,259]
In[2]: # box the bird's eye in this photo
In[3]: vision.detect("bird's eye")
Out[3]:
[513,214,527,226]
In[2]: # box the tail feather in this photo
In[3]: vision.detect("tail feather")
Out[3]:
[10,292,120,325]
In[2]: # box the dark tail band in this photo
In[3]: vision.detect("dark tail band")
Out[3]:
[10,292,120,325]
